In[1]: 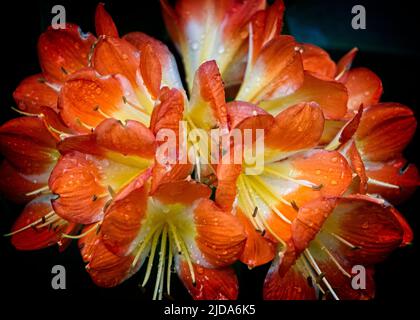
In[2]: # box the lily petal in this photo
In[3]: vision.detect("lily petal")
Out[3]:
[38,24,96,83]
[343,67,383,115]
[95,3,119,37]
[355,103,416,162]
[13,74,59,113]
[301,43,336,79]
[59,68,150,132]
[176,256,239,300]
[188,61,228,131]
[259,72,348,119]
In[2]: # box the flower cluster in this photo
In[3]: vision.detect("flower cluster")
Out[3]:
[0,1,417,300]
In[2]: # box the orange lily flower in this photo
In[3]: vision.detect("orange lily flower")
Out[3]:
[216,101,353,269]
[79,179,245,299]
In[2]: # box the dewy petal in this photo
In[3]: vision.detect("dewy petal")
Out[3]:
[292,198,337,254]
[10,195,70,250]
[188,61,228,131]
[215,160,242,212]
[86,240,137,287]
[124,32,183,90]
[226,101,274,132]
[389,206,413,246]
[92,36,140,85]
[264,102,324,154]
[343,67,383,115]
[263,247,317,300]
[237,210,276,268]
[95,3,119,37]
[94,118,156,159]
[59,68,150,132]
[149,87,189,191]
[139,44,162,100]
[92,36,159,113]
[321,195,405,265]
[52,121,155,224]
[286,150,353,197]
[102,176,149,256]
[259,71,348,119]
[345,141,368,194]
[38,23,96,83]
[49,151,110,224]
[152,180,211,206]
[150,87,184,136]
[237,35,303,103]
[193,198,246,268]
[249,0,285,65]
[365,158,419,204]
[176,256,239,300]
[161,0,265,90]
[13,74,59,113]
[0,116,58,176]
[301,43,337,79]
[355,103,416,162]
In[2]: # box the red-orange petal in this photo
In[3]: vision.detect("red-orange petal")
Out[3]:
[152,180,211,205]
[345,141,368,194]
[49,151,110,224]
[215,161,242,212]
[194,198,246,268]
[301,43,337,79]
[13,74,59,113]
[356,103,416,162]
[226,101,274,132]
[124,32,183,89]
[95,118,156,159]
[249,0,285,64]
[265,102,324,152]
[139,44,162,100]
[102,180,148,256]
[176,257,238,300]
[343,67,383,114]
[237,210,276,268]
[92,36,140,85]
[10,195,65,250]
[59,69,147,133]
[263,254,316,300]
[292,198,337,253]
[87,240,136,287]
[238,35,303,103]
[260,71,348,119]
[95,3,119,37]
[322,195,404,265]
[38,24,96,83]
[365,158,419,204]
[290,150,353,197]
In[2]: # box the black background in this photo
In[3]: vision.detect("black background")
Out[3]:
[0,0,419,310]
